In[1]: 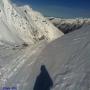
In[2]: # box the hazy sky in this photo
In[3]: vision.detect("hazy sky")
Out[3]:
[12,0,90,18]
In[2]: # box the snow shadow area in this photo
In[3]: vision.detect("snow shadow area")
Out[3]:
[33,65,53,90]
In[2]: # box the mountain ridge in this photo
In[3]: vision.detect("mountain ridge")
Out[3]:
[0,0,63,46]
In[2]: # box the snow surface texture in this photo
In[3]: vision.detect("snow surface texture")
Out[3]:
[34,25,90,90]
[48,17,90,34]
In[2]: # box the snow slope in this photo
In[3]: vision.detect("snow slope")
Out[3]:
[0,24,90,90]
[0,0,90,90]
[33,25,90,90]
[0,0,63,45]
[0,0,63,89]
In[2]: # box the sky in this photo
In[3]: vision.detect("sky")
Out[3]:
[12,0,90,18]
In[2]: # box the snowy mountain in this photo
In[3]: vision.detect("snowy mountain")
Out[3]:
[48,17,90,34]
[0,0,90,90]
[0,0,64,89]
[0,0,63,46]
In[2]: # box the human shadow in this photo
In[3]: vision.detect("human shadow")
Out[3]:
[33,65,53,90]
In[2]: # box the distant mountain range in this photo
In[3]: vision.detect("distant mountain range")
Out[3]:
[48,17,90,34]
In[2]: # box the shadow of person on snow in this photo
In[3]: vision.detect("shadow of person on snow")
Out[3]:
[33,65,53,90]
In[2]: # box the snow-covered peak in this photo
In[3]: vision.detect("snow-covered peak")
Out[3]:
[0,0,63,46]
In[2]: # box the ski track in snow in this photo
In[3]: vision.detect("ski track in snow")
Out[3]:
[0,41,47,88]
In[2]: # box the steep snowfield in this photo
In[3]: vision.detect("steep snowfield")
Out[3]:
[0,19,23,45]
[48,17,90,34]
[0,0,63,45]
